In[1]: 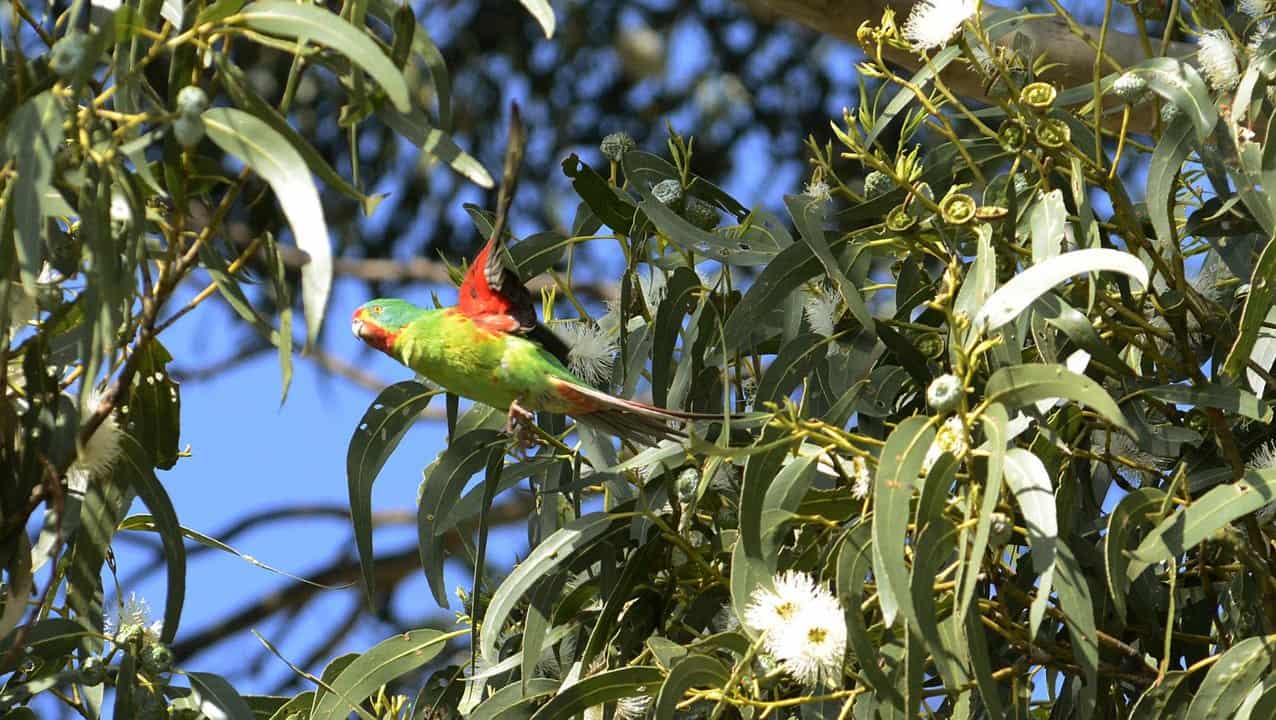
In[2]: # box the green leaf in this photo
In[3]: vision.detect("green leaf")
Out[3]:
[835,523,902,705]
[984,364,1133,436]
[581,538,661,668]
[126,339,181,469]
[0,619,90,674]
[720,238,834,351]
[654,655,729,720]
[3,92,62,294]
[872,416,935,629]
[1054,540,1098,720]
[116,434,185,644]
[214,53,373,211]
[974,249,1149,332]
[481,513,620,663]
[235,1,410,112]
[188,672,256,720]
[909,518,967,690]
[652,267,700,408]
[786,194,874,332]
[957,404,1007,624]
[863,45,962,149]
[1140,383,1272,422]
[1032,293,1132,377]
[1222,232,1276,381]
[346,381,436,604]
[1003,447,1056,640]
[965,606,1007,718]
[754,333,827,406]
[118,515,345,590]
[416,428,503,605]
[516,0,554,37]
[1123,57,1218,143]
[267,692,315,720]
[380,108,494,188]
[1129,469,1276,580]
[1029,189,1066,262]
[1129,670,1189,719]
[113,653,138,718]
[467,678,558,720]
[1146,115,1196,252]
[527,667,663,720]
[1103,487,1165,622]
[1236,678,1276,720]
[311,629,454,720]
[1184,635,1276,720]
[202,107,332,345]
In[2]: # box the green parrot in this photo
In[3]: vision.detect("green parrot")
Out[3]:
[352,108,730,445]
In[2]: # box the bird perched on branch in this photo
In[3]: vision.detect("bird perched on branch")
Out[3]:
[352,104,735,446]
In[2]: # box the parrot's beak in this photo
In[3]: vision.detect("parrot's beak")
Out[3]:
[351,308,367,341]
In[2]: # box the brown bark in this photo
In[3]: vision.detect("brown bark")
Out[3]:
[753,0,1197,133]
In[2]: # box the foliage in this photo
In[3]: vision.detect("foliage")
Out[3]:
[4,0,1276,719]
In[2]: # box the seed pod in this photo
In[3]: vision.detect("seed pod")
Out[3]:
[652,179,683,209]
[683,196,719,230]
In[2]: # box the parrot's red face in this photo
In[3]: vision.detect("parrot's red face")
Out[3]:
[352,299,419,355]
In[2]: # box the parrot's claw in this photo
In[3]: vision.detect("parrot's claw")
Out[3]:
[504,400,537,453]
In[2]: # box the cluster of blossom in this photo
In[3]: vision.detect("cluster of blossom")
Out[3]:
[743,570,848,687]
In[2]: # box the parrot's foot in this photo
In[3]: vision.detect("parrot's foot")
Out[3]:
[504,401,537,451]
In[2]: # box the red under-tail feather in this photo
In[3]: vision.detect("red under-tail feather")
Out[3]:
[552,379,742,446]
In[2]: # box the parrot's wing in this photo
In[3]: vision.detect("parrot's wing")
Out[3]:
[457,242,570,365]
[454,102,570,365]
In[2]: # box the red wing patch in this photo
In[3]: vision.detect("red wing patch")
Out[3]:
[457,243,514,318]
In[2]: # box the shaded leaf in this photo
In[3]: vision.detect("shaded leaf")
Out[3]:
[346,381,436,603]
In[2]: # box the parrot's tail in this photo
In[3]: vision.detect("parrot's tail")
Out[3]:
[551,380,747,447]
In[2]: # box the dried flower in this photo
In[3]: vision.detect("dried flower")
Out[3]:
[556,321,618,386]
[1198,29,1240,92]
[803,285,840,338]
[70,389,124,483]
[805,178,831,202]
[1242,0,1270,18]
[902,0,977,52]
[1248,440,1276,472]
[846,456,872,500]
[613,695,652,719]
[106,593,163,647]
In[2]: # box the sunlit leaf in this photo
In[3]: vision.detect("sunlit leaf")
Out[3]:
[202,107,332,345]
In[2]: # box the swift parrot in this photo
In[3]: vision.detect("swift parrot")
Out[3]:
[352,106,733,445]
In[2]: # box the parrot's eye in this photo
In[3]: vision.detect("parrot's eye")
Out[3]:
[371,305,384,315]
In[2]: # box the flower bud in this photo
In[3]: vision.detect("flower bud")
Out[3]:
[173,115,204,148]
[863,170,893,197]
[599,131,635,162]
[926,374,962,412]
[1112,73,1150,104]
[79,656,106,686]
[175,85,209,117]
[142,643,174,674]
[988,511,1014,549]
[49,32,90,80]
